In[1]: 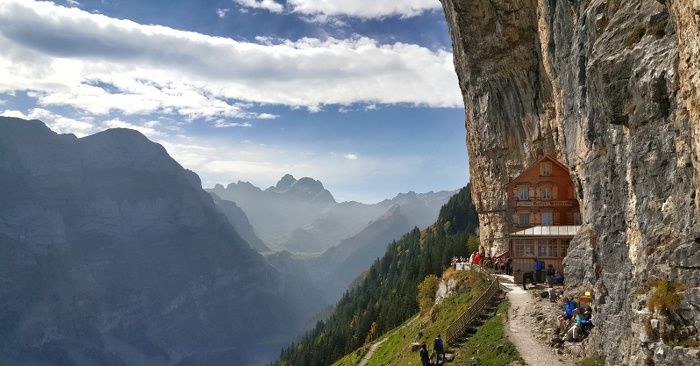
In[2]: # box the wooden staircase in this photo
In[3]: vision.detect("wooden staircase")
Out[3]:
[435,277,503,364]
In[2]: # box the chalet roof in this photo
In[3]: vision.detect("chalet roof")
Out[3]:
[511,225,580,237]
[505,155,570,188]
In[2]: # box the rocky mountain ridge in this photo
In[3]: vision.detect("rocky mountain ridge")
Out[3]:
[440,0,699,364]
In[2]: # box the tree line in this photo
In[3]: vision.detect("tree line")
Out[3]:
[273,185,479,366]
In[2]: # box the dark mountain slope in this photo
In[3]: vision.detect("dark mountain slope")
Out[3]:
[0,117,318,366]
[210,192,270,252]
[309,205,414,302]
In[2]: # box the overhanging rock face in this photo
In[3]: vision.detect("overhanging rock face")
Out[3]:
[440,0,700,364]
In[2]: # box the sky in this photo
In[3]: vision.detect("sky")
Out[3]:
[0,0,469,203]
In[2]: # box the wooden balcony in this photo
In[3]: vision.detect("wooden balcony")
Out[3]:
[508,198,578,208]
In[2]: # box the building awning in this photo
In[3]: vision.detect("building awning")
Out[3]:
[511,225,580,237]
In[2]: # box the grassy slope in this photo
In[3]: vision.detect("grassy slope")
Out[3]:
[334,270,520,366]
[452,300,523,366]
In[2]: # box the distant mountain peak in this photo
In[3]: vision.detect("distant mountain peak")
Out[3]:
[276,174,297,190]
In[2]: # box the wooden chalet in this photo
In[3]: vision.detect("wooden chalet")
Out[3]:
[505,156,581,283]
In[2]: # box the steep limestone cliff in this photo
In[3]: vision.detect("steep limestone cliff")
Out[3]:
[441,0,699,364]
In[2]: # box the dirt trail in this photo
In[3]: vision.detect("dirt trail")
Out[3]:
[358,338,387,366]
[498,275,574,366]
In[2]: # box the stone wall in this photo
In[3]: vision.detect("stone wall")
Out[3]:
[441,0,700,364]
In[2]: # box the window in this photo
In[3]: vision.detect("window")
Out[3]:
[537,239,548,257]
[542,186,552,200]
[519,213,530,226]
[518,187,529,200]
[548,240,558,257]
[542,211,553,225]
[514,239,535,257]
[561,239,571,257]
[541,162,552,176]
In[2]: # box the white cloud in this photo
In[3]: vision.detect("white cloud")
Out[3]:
[257,113,279,119]
[234,0,284,13]
[103,118,165,139]
[216,8,230,18]
[1,109,28,119]
[288,0,440,19]
[65,0,80,7]
[0,0,461,121]
[212,119,253,128]
[2,108,96,137]
[344,153,358,160]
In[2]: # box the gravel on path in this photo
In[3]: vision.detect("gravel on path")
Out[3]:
[498,274,574,366]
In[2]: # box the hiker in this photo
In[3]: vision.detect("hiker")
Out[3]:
[505,257,512,275]
[577,309,594,335]
[434,335,445,363]
[473,251,481,265]
[557,296,576,329]
[533,258,544,284]
[563,309,584,342]
[420,343,431,366]
[468,252,475,264]
[553,271,564,285]
[522,271,533,290]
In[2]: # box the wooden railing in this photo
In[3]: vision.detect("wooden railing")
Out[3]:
[444,276,501,345]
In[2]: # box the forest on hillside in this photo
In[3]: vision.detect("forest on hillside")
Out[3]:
[274,185,479,366]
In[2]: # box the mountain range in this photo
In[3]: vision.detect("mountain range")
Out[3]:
[209,176,455,304]
[209,176,454,254]
[0,117,322,366]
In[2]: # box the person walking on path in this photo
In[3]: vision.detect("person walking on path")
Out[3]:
[420,343,431,366]
[433,335,445,364]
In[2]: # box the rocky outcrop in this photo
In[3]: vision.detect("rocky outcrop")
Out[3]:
[441,0,699,364]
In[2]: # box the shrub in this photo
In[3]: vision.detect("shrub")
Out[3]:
[625,27,645,48]
[418,274,440,316]
[649,20,667,38]
[577,355,605,366]
[648,280,687,315]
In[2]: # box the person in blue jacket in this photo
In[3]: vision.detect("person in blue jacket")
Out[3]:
[434,335,445,363]
[420,343,431,366]
[557,296,577,329]
[534,258,544,284]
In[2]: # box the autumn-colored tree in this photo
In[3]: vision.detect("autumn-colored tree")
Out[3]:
[365,321,378,343]
[418,274,440,316]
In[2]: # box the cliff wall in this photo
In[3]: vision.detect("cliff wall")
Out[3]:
[441,0,700,364]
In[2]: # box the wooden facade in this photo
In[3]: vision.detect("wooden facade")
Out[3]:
[506,156,581,283]
[505,155,581,229]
